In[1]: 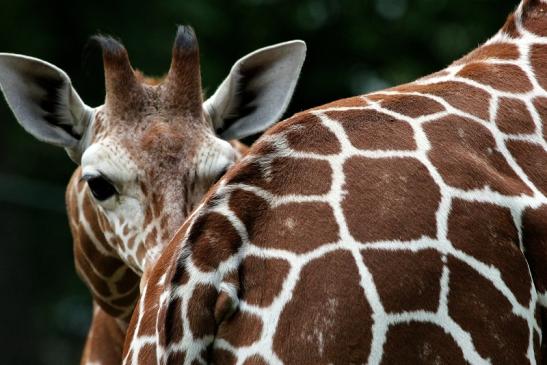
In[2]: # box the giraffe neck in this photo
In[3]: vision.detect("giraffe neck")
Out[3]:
[67,169,140,320]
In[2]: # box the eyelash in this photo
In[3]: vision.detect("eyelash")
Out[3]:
[82,174,118,201]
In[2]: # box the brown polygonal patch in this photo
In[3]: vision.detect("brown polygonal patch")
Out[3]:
[163,297,183,345]
[495,97,535,134]
[137,289,163,337]
[242,355,269,365]
[116,266,139,294]
[76,234,119,279]
[522,205,547,294]
[189,212,242,272]
[342,157,439,242]
[397,81,491,120]
[457,42,520,64]
[382,322,467,364]
[74,253,137,317]
[531,44,547,91]
[365,93,388,103]
[229,189,269,231]
[143,205,154,227]
[425,116,532,195]
[97,211,113,236]
[187,284,217,338]
[229,189,339,253]
[122,224,130,236]
[273,251,373,364]
[533,97,547,140]
[376,93,445,118]
[506,140,547,195]
[110,287,139,309]
[166,351,186,364]
[361,249,443,313]
[216,310,263,348]
[458,63,532,93]
[228,156,332,196]
[79,194,120,272]
[522,0,547,36]
[124,309,137,355]
[126,234,136,250]
[137,343,157,364]
[254,202,338,253]
[279,202,338,250]
[74,248,114,298]
[84,307,126,365]
[284,113,342,155]
[447,257,530,364]
[136,242,148,264]
[240,255,291,307]
[327,109,416,151]
[448,199,531,306]
[500,13,521,38]
[244,138,277,157]
[310,95,368,110]
[211,349,236,365]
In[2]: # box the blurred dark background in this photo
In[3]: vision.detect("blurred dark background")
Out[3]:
[0,0,516,363]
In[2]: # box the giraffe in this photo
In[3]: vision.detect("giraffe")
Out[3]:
[0,27,306,364]
[122,1,547,364]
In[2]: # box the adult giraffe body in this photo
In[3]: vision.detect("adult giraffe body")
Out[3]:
[0,28,306,364]
[125,1,547,364]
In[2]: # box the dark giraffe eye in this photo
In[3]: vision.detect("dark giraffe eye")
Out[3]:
[82,174,118,201]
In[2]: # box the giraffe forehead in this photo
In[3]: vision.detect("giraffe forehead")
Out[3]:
[81,138,138,183]
[94,81,208,133]
[91,109,212,175]
[137,119,196,154]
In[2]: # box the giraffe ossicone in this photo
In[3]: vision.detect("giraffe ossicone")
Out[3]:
[0,26,306,365]
[124,2,547,364]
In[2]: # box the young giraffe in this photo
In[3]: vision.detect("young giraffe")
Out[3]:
[124,1,547,364]
[0,27,306,364]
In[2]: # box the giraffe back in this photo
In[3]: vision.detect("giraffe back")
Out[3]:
[124,1,547,364]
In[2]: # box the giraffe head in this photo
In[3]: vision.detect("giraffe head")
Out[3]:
[0,27,306,274]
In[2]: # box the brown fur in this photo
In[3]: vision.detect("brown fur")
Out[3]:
[327,109,417,150]
[397,81,491,120]
[496,97,535,134]
[425,116,533,195]
[81,306,126,365]
[123,2,547,364]
[457,43,520,64]
[457,62,533,93]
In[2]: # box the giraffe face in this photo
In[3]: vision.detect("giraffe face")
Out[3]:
[79,101,237,272]
[0,26,307,274]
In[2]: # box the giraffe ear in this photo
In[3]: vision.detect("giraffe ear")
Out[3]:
[0,53,93,161]
[204,40,306,140]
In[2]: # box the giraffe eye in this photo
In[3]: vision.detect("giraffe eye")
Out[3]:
[82,174,118,201]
